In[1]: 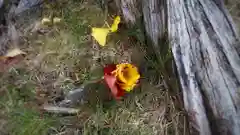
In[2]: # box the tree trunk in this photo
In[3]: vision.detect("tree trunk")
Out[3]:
[115,0,240,135]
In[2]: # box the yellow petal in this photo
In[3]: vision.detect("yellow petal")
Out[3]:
[5,48,26,57]
[117,63,140,83]
[118,82,137,92]
[110,16,121,32]
[126,68,140,83]
[113,63,140,92]
[91,28,110,46]
[114,64,128,83]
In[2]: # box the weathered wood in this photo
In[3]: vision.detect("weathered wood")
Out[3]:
[114,0,141,25]
[115,0,167,54]
[168,0,240,134]
[115,0,240,135]
[142,0,167,55]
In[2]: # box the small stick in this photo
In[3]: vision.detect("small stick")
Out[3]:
[42,105,79,114]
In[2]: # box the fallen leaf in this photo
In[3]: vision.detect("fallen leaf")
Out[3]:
[0,55,24,72]
[0,48,26,72]
[41,18,51,25]
[53,17,61,24]
[5,48,26,57]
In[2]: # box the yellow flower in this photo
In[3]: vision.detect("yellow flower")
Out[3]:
[91,16,121,46]
[91,28,110,46]
[112,63,140,92]
[110,16,121,32]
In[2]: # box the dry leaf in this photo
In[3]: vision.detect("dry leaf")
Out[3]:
[53,17,61,24]
[0,48,26,72]
[5,48,26,57]
[0,55,24,72]
[41,18,51,25]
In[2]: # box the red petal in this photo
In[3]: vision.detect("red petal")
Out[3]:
[104,74,124,100]
[103,64,116,74]
[116,87,125,98]
[104,65,125,100]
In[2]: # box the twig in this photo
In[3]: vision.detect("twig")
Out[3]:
[42,105,80,114]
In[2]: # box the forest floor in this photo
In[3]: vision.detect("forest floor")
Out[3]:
[0,0,239,135]
[0,1,186,135]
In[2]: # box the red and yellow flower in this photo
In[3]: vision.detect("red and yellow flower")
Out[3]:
[103,63,140,99]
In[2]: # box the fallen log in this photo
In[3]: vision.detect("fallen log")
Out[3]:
[115,0,240,135]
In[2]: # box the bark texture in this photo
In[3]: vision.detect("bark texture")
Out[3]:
[116,0,240,135]
[168,0,240,134]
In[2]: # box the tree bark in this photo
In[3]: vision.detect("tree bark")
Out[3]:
[115,0,240,135]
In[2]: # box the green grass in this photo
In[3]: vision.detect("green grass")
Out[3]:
[10,109,57,135]
[0,81,58,135]
[226,0,240,33]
